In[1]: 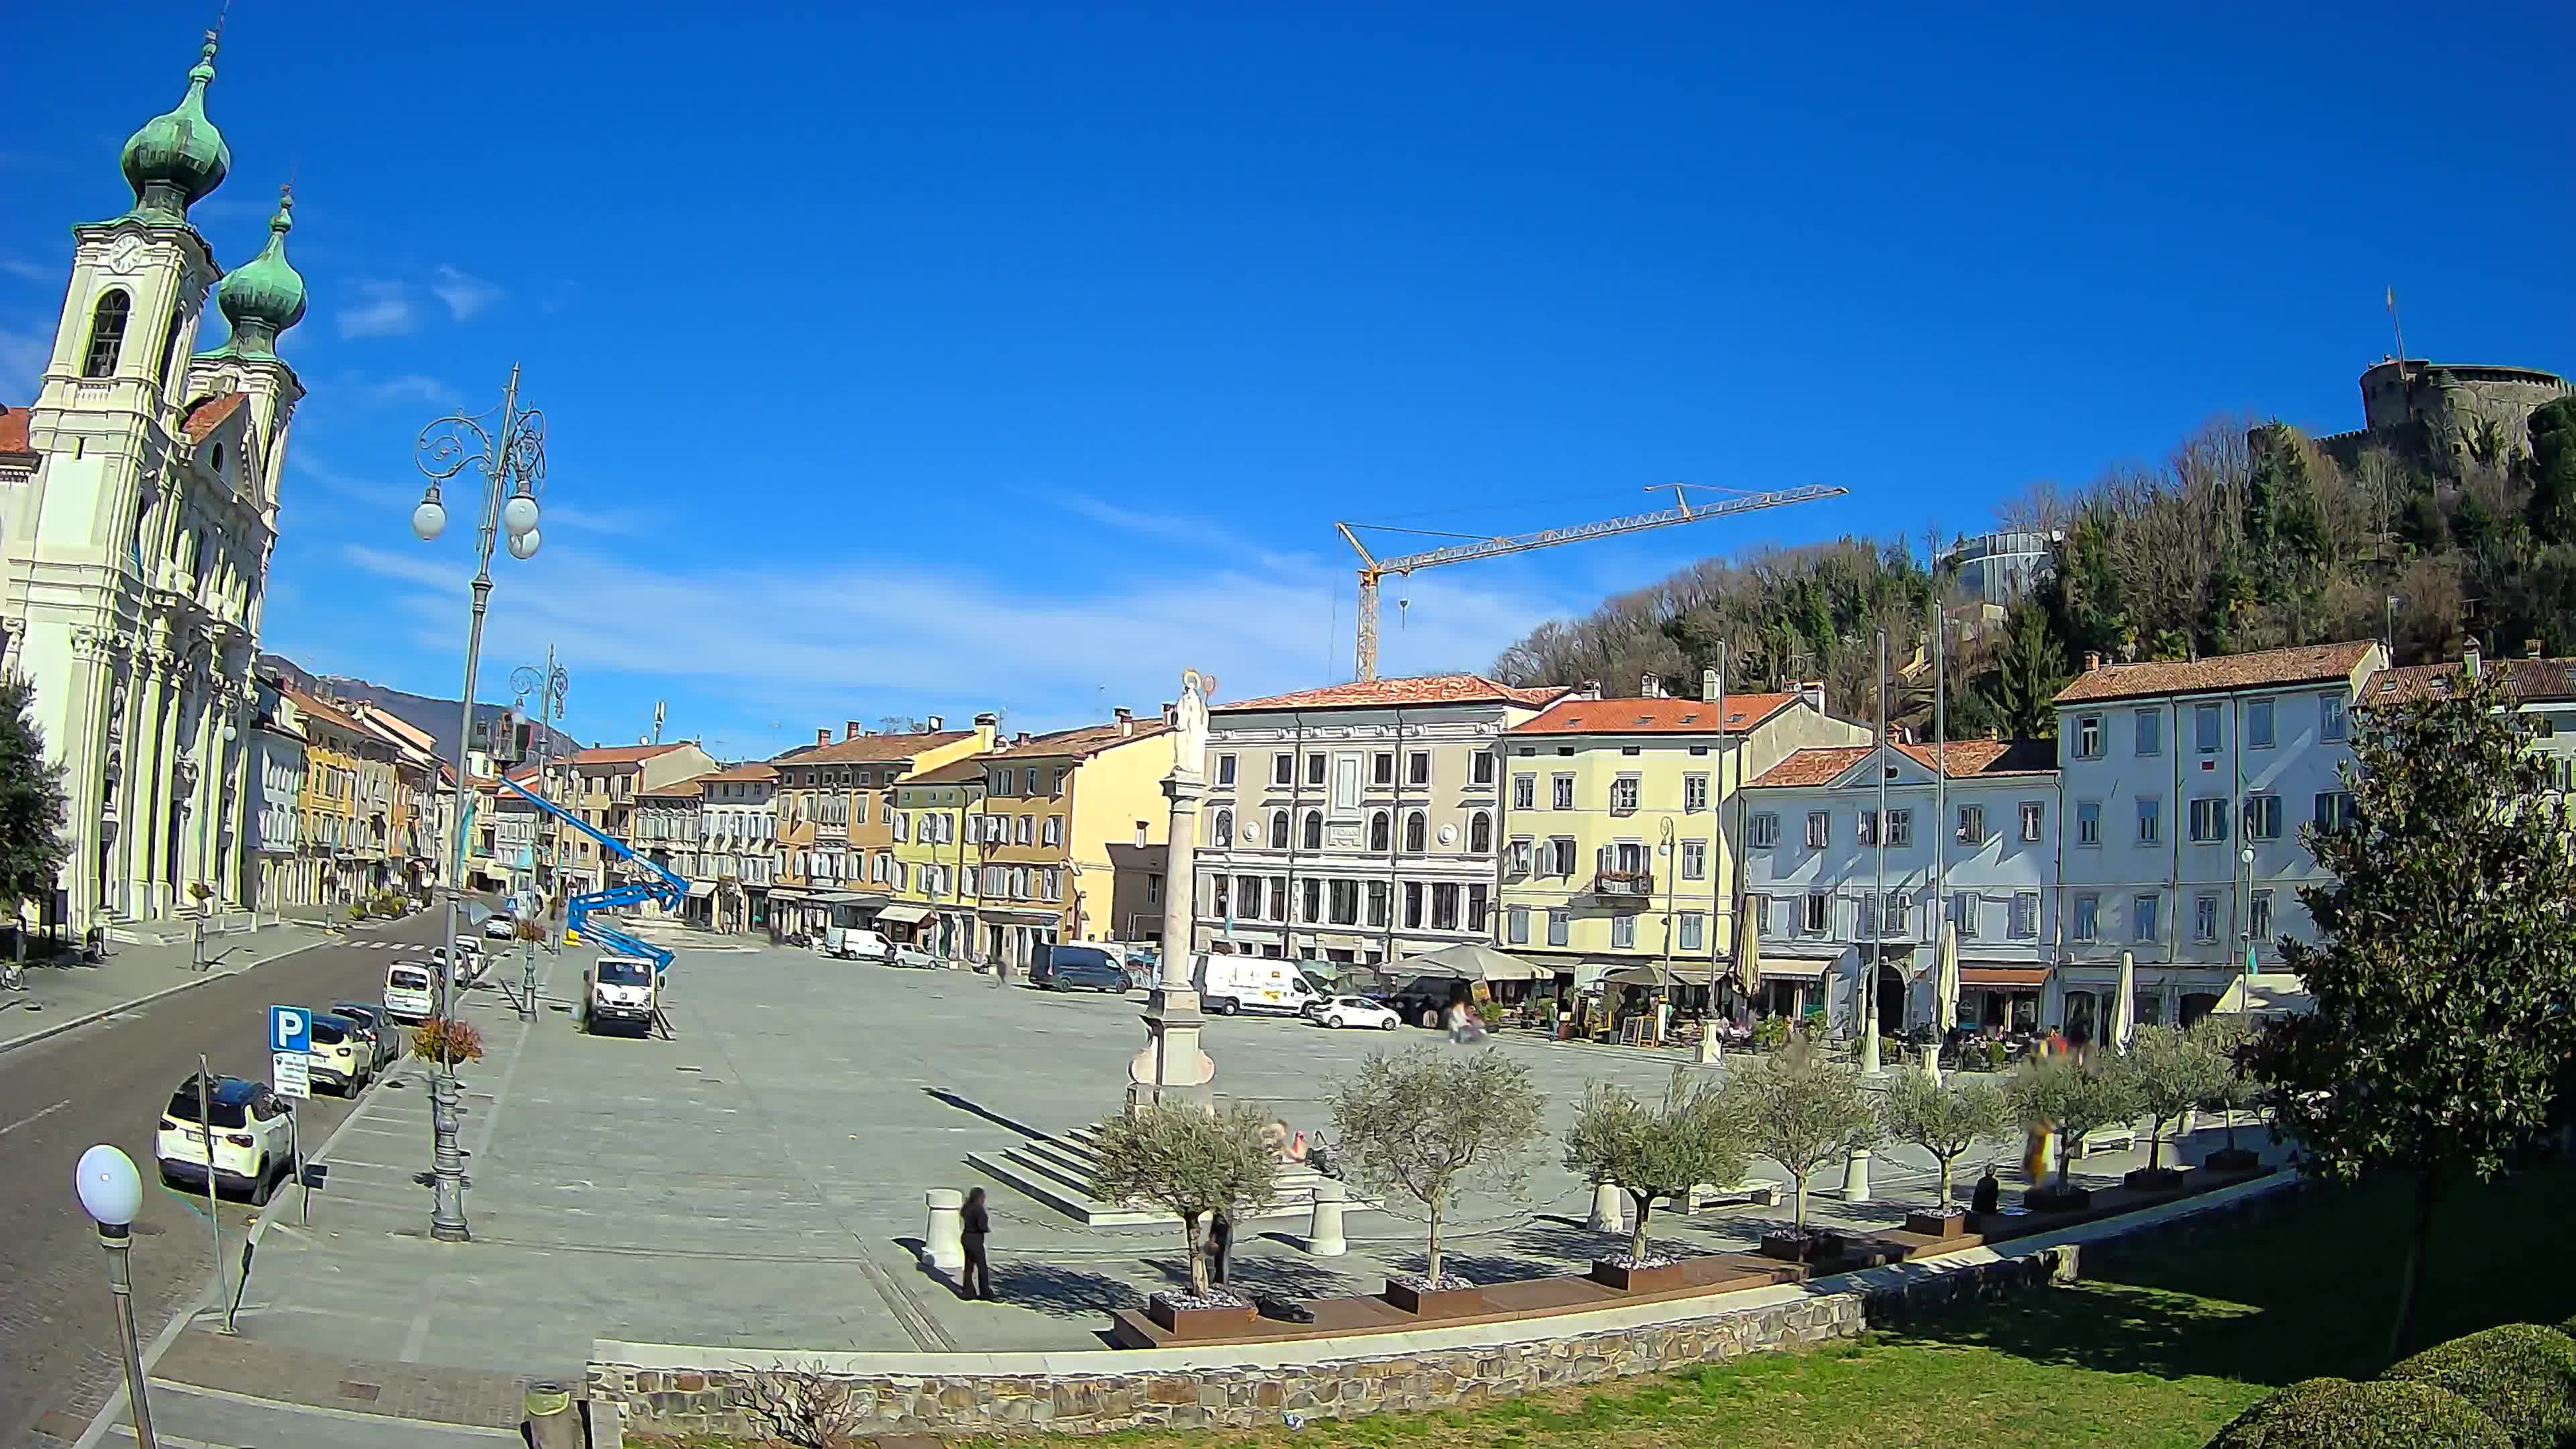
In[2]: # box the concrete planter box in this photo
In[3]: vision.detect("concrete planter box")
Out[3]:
[1144,1294,1257,1339]
[1758,1228,1827,1263]
[2025,1183,2092,1213]
[1588,1258,1686,1293]
[2203,1147,2261,1173]
[1383,1279,1484,1317]
[1904,1208,1973,1238]
[2123,1167,2186,1193]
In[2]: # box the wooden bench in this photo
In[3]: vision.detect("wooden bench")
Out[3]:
[1664,1178,1784,1212]
[2071,1125,2138,1159]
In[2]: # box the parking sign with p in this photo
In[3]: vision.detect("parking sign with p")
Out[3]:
[270,1005,310,1055]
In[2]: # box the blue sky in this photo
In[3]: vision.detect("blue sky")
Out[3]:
[6,3,2569,761]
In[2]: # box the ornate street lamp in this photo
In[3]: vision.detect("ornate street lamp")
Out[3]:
[75,1144,158,1449]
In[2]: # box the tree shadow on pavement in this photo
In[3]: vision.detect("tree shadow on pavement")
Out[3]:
[981,1260,1155,1319]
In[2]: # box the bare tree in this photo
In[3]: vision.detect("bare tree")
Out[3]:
[737,1362,865,1449]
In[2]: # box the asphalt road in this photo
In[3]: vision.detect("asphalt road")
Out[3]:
[0,909,456,1449]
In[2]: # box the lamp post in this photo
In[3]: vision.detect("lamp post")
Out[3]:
[411,364,546,1244]
[74,1145,158,1449]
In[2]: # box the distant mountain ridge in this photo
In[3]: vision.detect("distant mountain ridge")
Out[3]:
[257,653,581,759]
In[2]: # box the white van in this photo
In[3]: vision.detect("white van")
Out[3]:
[1192,953,1329,1016]
[383,962,436,1023]
[825,926,894,963]
[583,954,659,1036]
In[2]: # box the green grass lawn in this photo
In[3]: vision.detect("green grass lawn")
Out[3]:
[641,1160,2576,1449]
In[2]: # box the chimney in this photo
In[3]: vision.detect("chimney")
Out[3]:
[1114,706,1134,736]
[1014,731,1032,746]
[2083,651,2102,672]
[845,720,863,741]
[1799,680,1825,714]
[1701,668,1719,702]
[972,710,1000,750]
[815,728,831,746]
[1577,679,1603,700]
[2528,639,2544,660]
[925,714,944,731]
[1641,674,1662,699]
[2464,639,2481,680]
[1161,700,1177,727]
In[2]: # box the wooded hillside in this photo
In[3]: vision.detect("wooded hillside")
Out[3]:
[1489,398,2576,737]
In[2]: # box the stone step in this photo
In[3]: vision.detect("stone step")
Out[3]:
[969,1124,1367,1228]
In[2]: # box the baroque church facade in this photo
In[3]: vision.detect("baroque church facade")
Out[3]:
[0,34,307,926]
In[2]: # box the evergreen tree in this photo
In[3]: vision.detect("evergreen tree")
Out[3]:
[2247,671,2576,1358]
[0,675,71,947]
[2525,396,2576,543]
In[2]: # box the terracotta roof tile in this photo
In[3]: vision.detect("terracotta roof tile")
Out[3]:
[0,405,32,456]
[182,392,248,443]
[1218,674,1568,713]
[698,761,778,783]
[1509,693,1802,736]
[569,743,692,766]
[2367,657,2576,705]
[770,730,972,766]
[1750,738,2057,788]
[280,685,366,736]
[985,718,1172,760]
[639,775,706,799]
[2053,641,2380,706]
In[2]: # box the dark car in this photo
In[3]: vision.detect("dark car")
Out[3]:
[1377,976,1468,1029]
[1030,943,1130,993]
[330,1001,402,1072]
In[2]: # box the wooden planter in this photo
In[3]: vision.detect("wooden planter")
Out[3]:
[1383,1279,1485,1317]
[2123,1167,2186,1193]
[2025,1183,2092,1213]
[1144,1294,1258,1340]
[1758,1229,1825,1263]
[1904,1208,1973,1238]
[1589,1258,1686,1292]
[2203,1146,2262,1173]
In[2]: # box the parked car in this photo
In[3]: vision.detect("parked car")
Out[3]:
[1314,996,1402,1030]
[156,1074,295,1204]
[329,1000,402,1073]
[303,1013,372,1095]
[382,961,436,1023]
[890,943,939,969]
[825,926,894,963]
[482,914,519,941]
[1030,943,1130,992]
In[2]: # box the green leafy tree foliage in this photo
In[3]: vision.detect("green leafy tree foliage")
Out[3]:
[1562,1069,1750,1264]
[2125,1024,2228,1173]
[1091,1102,1282,1298]
[1329,1046,1545,1285]
[1721,1038,1877,1232]
[2206,1377,2513,1448]
[2246,672,2576,1358]
[1982,602,2071,739]
[2381,1324,2576,1449]
[0,675,71,936]
[2007,1055,2141,1193]
[1877,1072,2010,1208]
[2190,1013,2263,1154]
[2525,395,2576,543]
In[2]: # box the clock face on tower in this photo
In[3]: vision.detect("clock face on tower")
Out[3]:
[105,236,148,276]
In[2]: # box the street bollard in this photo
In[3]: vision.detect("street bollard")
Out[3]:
[523,1381,580,1449]
[1305,1179,1348,1256]
[1586,1181,1625,1234]
[921,1189,965,1271]
[1841,1146,1872,1203]
[1696,1020,1720,1066]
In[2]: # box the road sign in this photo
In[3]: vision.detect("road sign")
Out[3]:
[271,1050,310,1099]
[269,1005,311,1055]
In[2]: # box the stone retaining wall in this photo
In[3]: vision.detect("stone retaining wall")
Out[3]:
[593,1177,2296,1439]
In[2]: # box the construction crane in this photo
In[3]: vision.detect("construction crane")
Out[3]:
[1334,482,1848,680]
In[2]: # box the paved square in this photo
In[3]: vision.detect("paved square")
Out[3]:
[219,936,2194,1377]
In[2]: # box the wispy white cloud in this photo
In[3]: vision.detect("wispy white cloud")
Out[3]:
[429,265,500,321]
[1054,494,1310,574]
[364,374,464,409]
[0,326,48,397]
[0,259,53,284]
[337,540,1562,726]
[289,453,417,511]
[338,282,417,339]
[541,503,657,537]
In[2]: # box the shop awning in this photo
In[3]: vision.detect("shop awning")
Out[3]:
[2215,972,2312,1016]
[1754,955,1833,979]
[877,904,934,925]
[1602,963,1715,987]
[1959,965,2051,989]
[1395,942,1548,981]
[979,907,1061,924]
[686,881,718,899]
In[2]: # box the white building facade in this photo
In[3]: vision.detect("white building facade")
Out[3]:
[692,763,777,932]
[2051,641,2386,1039]
[1193,675,1564,964]
[1743,739,2060,1035]
[0,38,307,928]
[240,676,305,910]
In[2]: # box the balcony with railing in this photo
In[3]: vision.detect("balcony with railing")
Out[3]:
[1591,869,1654,898]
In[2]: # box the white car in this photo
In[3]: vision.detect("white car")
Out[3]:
[383,961,436,1023]
[1315,996,1402,1030]
[156,1074,296,1205]
[482,914,519,941]
[305,1013,373,1095]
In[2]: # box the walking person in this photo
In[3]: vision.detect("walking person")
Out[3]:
[960,1186,994,1301]
[1205,1210,1233,1288]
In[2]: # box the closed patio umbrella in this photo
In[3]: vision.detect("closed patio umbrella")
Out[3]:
[2114,949,2137,1053]
[1734,899,1763,1010]
[1927,922,1961,1083]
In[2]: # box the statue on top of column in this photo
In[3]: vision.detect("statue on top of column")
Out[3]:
[1173,669,1215,777]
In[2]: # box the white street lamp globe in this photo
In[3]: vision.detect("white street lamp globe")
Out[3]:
[501,492,539,538]
[506,528,541,560]
[411,498,447,541]
[75,1144,143,1226]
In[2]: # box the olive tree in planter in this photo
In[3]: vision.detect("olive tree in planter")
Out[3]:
[1329,1044,1544,1313]
[2006,1054,2139,1211]
[2123,1023,2226,1187]
[1562,1068,1748,1288]
[1722,1038,1877,1260]
[1091,1102,1281,1328]
[1876,1070,2010,1235]
[2190,1014,2263,1171]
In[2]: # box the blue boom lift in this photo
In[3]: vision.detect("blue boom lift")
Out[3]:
[494,771,686,976]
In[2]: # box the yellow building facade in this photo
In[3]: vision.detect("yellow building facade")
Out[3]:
[1495,684,1867,988]
[887,761,985,959]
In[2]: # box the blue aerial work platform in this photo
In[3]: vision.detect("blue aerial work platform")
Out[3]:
[494,771,687,975]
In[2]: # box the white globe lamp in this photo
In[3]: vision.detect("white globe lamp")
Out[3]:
[501,491,539,538]
[506,528,541,560]
[411,493,447,541]
[76,1144,142,1228]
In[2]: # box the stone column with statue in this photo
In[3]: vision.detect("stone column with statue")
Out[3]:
[1129,669,1218,1113]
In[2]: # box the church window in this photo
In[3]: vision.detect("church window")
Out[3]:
[153,309,182,390]
[83,290,132,378]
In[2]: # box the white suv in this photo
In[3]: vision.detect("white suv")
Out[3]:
[156,1075,295,1205]
[306,1014,372,1096]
